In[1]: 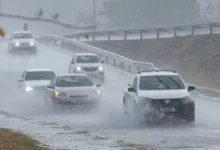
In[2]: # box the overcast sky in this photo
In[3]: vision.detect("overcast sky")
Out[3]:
[1,0,219,30]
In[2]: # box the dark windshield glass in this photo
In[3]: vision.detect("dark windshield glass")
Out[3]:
[25,71,55,81]
[56,76,93,87]
[76,55,100,63]
[13,33,33,39]
[139,75,185,90]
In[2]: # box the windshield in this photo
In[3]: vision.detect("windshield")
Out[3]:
[56,76,94,87]
[13,33,33,39]
[139,75,185,90]
[76,55,100,63]
[25,71,55,81]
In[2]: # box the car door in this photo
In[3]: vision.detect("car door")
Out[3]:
[127,77,138,111]
[45,77,56,101]
[18,71,26,88]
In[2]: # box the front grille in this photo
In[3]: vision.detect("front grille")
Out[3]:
[151,98,181,107]
[33,86,46,91]
[20,43,30,46]
[82,67,98,72]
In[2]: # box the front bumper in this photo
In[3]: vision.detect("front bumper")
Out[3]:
[12,45,37,52]
[52,96,101,107]
[136,102,195,120]
[75,71,105,83]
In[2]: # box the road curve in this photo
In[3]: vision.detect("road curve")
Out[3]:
[0,41,220,150]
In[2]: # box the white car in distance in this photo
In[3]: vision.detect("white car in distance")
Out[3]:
[68,53,105,84]
[18,69,56,93]
[44,74,101,110]
[8,31,37,54]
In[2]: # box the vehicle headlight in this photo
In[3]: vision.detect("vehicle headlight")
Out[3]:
[96,90,101,95]
[15,42,20,46]
[30,41,34,46]
[138,97,152,104]
[98,66,103,71]
[25,86,33,92]
[181,96,193,104]
[53,91,67,97]
[76,66,82,71]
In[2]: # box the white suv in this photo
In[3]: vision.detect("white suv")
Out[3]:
[123,70,195,123]
[68,53,105,84]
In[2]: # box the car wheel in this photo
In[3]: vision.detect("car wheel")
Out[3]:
[185,113,195,123]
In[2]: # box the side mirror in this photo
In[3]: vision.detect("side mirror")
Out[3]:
[128,87,136,93]
[71,61,75,64]
[96,84,101,87]
[47,85,54,89]
[101,61,104,64]
[18,79,24,82]
[128,84,132,86]
[188,86,195,91]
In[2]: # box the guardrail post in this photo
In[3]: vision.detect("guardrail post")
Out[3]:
[210,24,213,35]
[157,29,160,40]
[108,32,111,41]
[191,25,194,35]
[140,30,143,40]
[128,65,131,73]
[105,56,108,63]
[174,27,177,37]
[121,62,124,70]
[113,59,116,67]
[137,67,140,73]
[93,33,95,41]
[124,31,127,40]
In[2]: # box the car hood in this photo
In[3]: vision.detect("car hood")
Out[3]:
[25,80,51,87]
[138,89,189,99]
[76,63,103,68]
[55,86,97,96]
[12,39,36,43]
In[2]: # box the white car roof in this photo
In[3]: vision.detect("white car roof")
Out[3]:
[12,31,32,34]
[139,70,179,76]
[26,69,54,72]
[56,74,88,77]
[75,53,97,56]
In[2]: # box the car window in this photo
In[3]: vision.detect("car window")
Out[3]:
[21,71,26,79]
[139,75,185,90]
[56,76,94,87]
[49,77,56,87]
[133,77,138,92]
[25,71,55,81]
[76,55,100,63]
[12,33,33,39]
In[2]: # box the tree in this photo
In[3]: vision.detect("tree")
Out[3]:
[51,13,60,21]
[100,0,196,29]
[35,8,44,18]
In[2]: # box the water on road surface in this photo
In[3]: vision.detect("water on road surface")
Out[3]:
[0,42,220,150]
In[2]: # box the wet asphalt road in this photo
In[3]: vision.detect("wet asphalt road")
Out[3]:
[0,42,220,150]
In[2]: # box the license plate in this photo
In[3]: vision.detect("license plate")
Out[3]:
[160,107,175,112]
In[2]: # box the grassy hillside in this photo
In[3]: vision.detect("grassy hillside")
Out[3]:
[87,35,220,89]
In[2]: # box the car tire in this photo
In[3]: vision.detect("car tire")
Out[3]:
[185,113,195,123]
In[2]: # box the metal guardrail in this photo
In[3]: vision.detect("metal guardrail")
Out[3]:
[36,35,157,73]
[64,23,220,41]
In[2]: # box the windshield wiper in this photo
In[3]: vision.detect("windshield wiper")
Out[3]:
[168,77,182,89]
[155,77,170,89]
